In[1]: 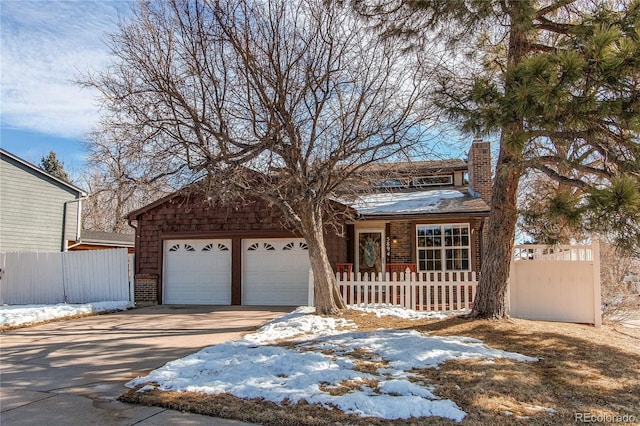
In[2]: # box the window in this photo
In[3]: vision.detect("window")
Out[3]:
[375,177,410,188]
[413,175,453,187]
[417,224,470,271]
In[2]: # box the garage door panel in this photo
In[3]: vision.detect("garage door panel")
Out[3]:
[164,239,231,305]
[243,238,310,306]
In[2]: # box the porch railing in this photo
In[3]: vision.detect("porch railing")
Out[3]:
[335,269,478,312]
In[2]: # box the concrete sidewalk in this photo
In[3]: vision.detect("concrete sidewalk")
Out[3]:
[1,305,293,425]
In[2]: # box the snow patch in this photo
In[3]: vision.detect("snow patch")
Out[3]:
[0,301,133,327]
[350,304,469,320]
[345,190,465,215]
[127,307,537,422]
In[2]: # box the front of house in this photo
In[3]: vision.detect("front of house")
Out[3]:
[128,140,492,306]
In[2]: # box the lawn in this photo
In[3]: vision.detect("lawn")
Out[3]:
[121,307,640,425]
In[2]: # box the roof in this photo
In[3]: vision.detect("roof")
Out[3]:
[79,230,135,246]
[340,188,490,218]
[0,148,87,196]
[359,159,468,174]
[127,191,182,219]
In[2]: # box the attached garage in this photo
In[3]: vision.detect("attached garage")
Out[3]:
[128,192,346,305]
[163,239,232,305]
[242,238,311,306]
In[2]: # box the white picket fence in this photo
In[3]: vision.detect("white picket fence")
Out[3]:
[308,241,601,326]
[0,249,134,305]
[330,270,478,312]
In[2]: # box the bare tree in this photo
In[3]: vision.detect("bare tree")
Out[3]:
[81,124,176,233]
[600,240,640,322]
[83,0,435,314]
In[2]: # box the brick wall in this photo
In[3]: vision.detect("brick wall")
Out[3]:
[134,274,158,304]
[387,219,484,272]
[468,140,492,205]
[389,221,412,263]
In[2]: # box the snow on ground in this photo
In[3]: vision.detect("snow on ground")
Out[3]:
[127,306,538,422]
[349,304,469,320]
[0,301,133,327]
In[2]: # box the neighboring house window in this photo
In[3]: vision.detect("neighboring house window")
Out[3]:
[375,177,410,188]
[413,175,453,187]
[417,224,470,271]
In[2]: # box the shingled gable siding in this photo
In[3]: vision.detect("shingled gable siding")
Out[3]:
[133,194,346,304]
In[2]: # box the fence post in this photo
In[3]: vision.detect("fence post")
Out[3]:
[592,239,602,328]
[406,268,413,310]
[61,251,68,303]
[507,249,516,317]
[128,254,135,303]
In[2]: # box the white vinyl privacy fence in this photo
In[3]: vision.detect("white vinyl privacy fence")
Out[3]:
[0,249,133,305]
[509,242,601,327]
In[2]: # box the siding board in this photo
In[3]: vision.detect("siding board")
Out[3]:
[1,152,82,252]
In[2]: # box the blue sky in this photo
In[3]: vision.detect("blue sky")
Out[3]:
[0,1,483,182]
[0,0,131,178]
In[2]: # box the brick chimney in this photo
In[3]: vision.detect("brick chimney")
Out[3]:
[467,140,492,205]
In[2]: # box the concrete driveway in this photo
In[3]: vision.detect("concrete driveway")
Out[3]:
[1,305,293,425]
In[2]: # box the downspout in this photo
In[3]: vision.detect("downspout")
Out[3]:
[63,197,88,251]
[128,217,139,304]
[127,217,140,274]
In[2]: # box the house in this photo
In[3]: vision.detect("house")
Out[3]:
[0,148,87,252]
[68,230,135,254]
[128,140,492,306]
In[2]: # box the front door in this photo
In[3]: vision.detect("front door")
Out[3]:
[357,231,384,276]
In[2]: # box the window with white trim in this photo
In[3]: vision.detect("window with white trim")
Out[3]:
[417,224,470,271]
[413,175,453,187]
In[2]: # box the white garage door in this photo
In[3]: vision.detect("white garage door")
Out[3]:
[243,238,311,306]
[163,239,232,304]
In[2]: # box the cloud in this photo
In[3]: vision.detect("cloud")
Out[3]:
[0,1,131,139]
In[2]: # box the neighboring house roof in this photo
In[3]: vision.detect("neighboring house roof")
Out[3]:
[360,159,468,174]
[341,188,490,219]
[0,148,87,196]
[78,230,135,247]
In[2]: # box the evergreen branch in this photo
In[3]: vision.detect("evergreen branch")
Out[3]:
[535,0,579,19]
[533,16,577,34]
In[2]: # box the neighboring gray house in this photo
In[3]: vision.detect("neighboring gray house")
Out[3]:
[0,148,87,252]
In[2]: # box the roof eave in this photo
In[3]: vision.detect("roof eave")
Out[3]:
[354,210,491,221]
[0,148,87,196]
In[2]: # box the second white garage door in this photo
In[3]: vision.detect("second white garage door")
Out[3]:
[243,238,311,305]
[163,239,232,304]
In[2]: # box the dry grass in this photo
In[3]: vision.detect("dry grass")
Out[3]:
[121,311,640,425]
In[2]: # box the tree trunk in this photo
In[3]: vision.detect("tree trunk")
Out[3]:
[471,141,523,319]
[300,206,347,315]
[471,3,528,319]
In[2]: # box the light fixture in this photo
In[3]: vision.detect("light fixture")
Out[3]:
[392,236,398,244]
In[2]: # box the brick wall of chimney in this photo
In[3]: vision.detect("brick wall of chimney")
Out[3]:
[468,140,492,205]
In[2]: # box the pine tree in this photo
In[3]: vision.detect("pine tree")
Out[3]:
[359,0,640,318]
[40,151,70,182]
